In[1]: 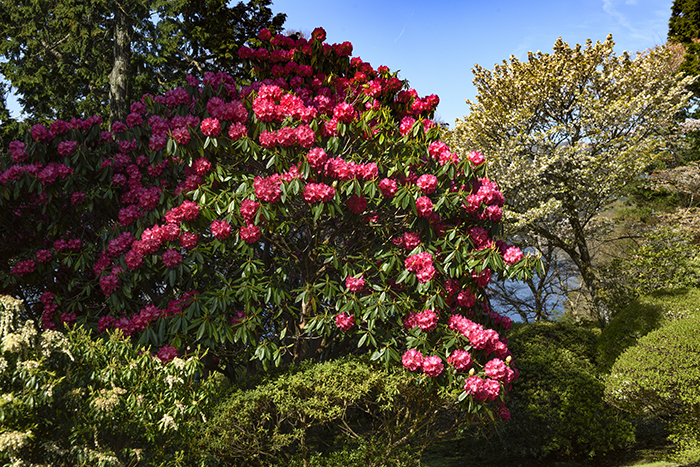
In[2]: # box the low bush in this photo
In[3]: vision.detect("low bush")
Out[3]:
[0,295,219,467]
[193,355,473,467]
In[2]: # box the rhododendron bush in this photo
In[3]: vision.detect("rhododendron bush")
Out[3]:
[0,27,536,408]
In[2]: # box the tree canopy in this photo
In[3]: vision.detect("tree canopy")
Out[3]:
[0,0,286,124]
[449,36,694,325]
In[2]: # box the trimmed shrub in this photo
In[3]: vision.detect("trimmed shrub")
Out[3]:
[597,287,700,371]
[193,355,471,467]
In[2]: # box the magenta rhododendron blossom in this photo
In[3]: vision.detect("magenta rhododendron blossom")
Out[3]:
[345,275,365,293]
[211,220,232,240]
[402,349,424,372]
[422,355,444,377]
[416,174,438,194]
[162,249,182,268]
[417,309,438,331]
[447,349,473,370]
[303,183,335,203]
[468,151,485,166]
[306,147,328,170]
[416,196,433,217]
[485,358,508,381]
[200,117,221,137]
[400,116,415,136]
[240,199,260,224]
[503,245,524,265]
[35,250,52,263]
[156,345,178,363]
[240,224,261,244]
[335,312,354,331]
[346,194,368,214]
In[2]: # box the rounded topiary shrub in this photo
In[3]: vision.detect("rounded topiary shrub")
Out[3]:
[597,287,700,371]
[192,355,468,467]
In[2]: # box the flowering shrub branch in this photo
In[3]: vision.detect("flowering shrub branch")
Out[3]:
[0,27,538,411]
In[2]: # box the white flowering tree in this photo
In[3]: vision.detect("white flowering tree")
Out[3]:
[449,36,695,325]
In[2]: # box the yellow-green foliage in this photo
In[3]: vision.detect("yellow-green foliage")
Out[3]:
[0,295,217,467]
[605,315,700,463]
[195,355,468,467]
[597,287,700,371]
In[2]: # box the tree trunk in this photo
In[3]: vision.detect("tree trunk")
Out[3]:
[109,6,130,127]
[566,210,609,328]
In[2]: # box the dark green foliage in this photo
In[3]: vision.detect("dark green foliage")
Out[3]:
[605,315,700,463]
[447,322,634,462]
[597,288,700,371]
[193,355,470,467]
[669,0,700,98]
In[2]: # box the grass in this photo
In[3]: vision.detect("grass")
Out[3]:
[421,418,687,467]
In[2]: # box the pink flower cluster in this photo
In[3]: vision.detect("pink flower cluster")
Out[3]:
[240,224,261,244]
[12,259,35,277]
[157,345,178,363]
[259,124,317,148]
[447,349,472,370]
[240,199,260,224]
[335,312,354,331]
[346,194,368,214]
[211,220,232,240]
[401,349,444,377]
[464,375,501,401]
[97,292,198,335]
[404,252,435,283]
[378,178,398,198]
[404,309,439,331]
[464,177,505,216]
[345,275,365,293]
[40,292,58,330]
[303,183,335,203]
[254,175,282,203]
[428,141,458,166]
[416,196,433,218]
[448,314,508,358]
[393,232,421,250]
[498,243,524,265]
[416,174,438,194]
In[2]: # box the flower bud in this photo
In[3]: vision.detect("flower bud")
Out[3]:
[468,368,475,376]
[506,355,512,364]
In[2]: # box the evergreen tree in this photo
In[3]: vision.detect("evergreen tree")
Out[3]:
[669,0,700,97]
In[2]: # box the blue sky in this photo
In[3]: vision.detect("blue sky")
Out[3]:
[273,0,674,126]
[4,0,674,126]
